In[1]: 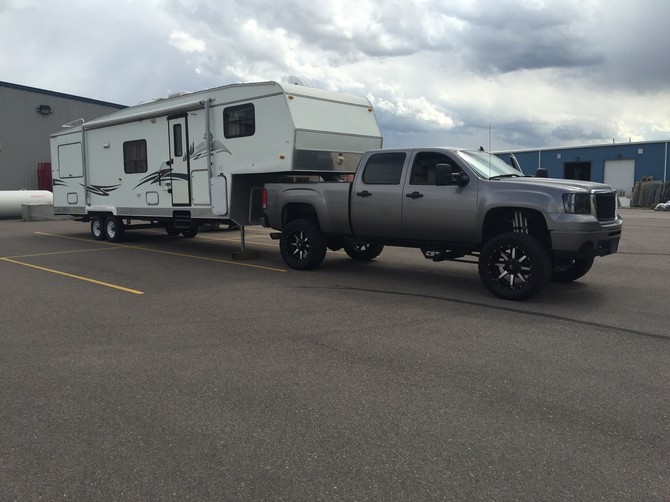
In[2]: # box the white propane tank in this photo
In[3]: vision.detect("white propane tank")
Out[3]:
[0,190,53,218]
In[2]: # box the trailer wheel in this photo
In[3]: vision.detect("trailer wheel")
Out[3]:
[165,224,180,236]
[478,232,551,300]
[181,228,198,238]
[551,257,594,282]
[343,242,384,261]
[280,218,327,270]
[91,216,106,241]
[104,216,125,243]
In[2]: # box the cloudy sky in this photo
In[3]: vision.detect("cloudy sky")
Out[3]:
[2,0,669,150]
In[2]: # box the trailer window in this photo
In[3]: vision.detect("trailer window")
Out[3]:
[361,152,406,185]
[172,124,183,158]
[224,103,255,138]
[123,140,148,174]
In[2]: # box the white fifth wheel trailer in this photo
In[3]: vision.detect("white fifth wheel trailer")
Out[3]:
[50,81,382,243]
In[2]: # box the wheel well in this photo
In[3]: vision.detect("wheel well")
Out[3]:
[282,203,319,227]
[482,207,550,247]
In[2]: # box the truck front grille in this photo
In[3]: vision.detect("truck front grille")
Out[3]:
[594,191,617,220]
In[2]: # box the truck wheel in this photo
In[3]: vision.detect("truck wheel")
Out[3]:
[165,224,180,236]
[280,219,327,270]
[344,242,384,261]
[478,232,551,301]
[551,257,594,282]
[181,228,198,238]
[91,216,106,241]
[104,216,125,243]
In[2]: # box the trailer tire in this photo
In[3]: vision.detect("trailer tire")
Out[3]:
[181,228,198,238]
[280,218,327,270]
[551,257,594,282]
[165,224,180,236]
[91,216,106,241]
[344,242,384,261]
[478,232,551,300]
[104,216,125,243]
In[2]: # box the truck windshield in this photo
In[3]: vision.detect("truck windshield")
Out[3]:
[456,150,524,180]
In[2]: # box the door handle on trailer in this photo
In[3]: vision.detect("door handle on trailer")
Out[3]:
[406,191,424,199]
[356,190,372,197]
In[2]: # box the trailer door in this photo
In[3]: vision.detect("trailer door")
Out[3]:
[168,116,191,205]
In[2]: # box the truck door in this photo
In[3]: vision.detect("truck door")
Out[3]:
[402,151,478,243]
[349,152,407,239]
[168,115,191,206]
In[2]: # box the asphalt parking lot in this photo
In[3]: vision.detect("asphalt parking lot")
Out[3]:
[1,208,669,500]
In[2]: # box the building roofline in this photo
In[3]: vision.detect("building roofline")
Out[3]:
[495,138,670,154]
[0,81,127,109]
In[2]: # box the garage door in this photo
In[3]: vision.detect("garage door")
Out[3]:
[604,159,635,197]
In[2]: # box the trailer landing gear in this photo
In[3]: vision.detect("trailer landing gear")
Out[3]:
[232,226,260,260]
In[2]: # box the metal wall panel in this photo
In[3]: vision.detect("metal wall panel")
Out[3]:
[497,141,669,183]
[0,83,125,190]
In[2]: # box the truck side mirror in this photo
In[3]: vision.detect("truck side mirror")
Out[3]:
[435,163,470,187]
[536,167,548,178]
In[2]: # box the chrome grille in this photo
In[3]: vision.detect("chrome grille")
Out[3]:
[594,191,617,220]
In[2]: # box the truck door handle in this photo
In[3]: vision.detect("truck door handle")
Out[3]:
[406,191,424,199]
[356,190,372,198]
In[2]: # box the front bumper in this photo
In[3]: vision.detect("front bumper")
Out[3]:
[549,215,623,258]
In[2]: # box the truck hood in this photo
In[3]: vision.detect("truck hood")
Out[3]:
[494,176,615,193]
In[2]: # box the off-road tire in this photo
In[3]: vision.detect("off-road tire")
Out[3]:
[478,232,551,300]
[343,242,384,261]
[280,219,327,270]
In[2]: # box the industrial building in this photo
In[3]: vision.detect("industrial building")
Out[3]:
[0,81,125,191]
[496,140,670,198]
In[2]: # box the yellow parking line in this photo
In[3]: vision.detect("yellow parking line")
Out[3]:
[34,231,286,272]
[0,257,144,295]
[118,245,286,272]
[35,232,128,246]
[3,247,120,260]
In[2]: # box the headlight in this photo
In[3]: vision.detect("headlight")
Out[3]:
[563,193,593,214]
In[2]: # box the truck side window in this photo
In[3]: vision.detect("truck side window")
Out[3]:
[362,153,406,185]
[410,152,459,185]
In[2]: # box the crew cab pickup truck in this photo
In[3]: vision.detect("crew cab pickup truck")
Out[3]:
[260,148,623,300]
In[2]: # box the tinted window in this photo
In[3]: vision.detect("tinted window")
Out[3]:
[173,124,183,157]
[362,153,406,185]
[410,152,459,185]
[123,140,147,174]
[224,103,255,138]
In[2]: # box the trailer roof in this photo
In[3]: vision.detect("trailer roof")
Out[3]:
[58,81,372,132]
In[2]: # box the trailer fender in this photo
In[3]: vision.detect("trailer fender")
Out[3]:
[86,206,118,216]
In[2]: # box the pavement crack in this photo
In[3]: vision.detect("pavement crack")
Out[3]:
[300,285,670,342]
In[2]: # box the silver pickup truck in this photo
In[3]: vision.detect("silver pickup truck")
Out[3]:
[261,147,623,300]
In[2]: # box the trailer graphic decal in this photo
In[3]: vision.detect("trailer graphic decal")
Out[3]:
[133,166,189,190]
[188,135,231,161]
[85,184,122,196]
[52,178,120,195]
